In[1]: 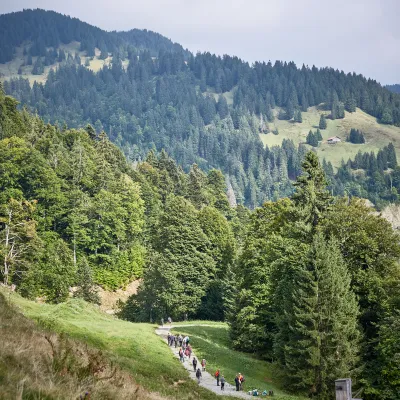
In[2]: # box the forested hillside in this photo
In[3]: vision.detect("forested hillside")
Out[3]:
[1,75,400,399]
[386,84,400,94]
[0,84,245,304]
[2,10,400,208]
[0,9,187,63]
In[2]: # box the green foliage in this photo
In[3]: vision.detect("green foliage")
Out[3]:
[74,256,100,304]
[128,195,216,321]
[231,199,293,357]
[306,130,318,147]
[21,233,75,303]
[273,234,359,397]
[292,151,333,232]
[319,114,327,129]
[293,109,302,123]
[197,206,236,320]
[347,128,365,144]
[0,197,39,286]
[230,153,400,398]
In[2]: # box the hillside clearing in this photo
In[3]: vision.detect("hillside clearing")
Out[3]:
[260,107,400,167]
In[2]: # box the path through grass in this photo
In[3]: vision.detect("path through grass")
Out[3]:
[4,289,233,400]
[172,325,305,400]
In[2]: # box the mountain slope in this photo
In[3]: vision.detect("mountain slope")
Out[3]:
[260,106,400,167]
[2,9,400,208]
[1,288,236,400]
[0,9,188,65]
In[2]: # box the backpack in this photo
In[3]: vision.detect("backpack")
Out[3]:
[215,371,220,377]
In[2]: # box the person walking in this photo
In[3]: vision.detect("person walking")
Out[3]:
[161,318,164,326]
[220,375,225,391]
[188,345,192,360]
[238,373,245,391]
[192,357,198,372]
[167,332,171,346]
[196,368,202,384]
[178,348,184,363]
[234,375,240,391]
[214,369,220,386]
[201,358,206,371]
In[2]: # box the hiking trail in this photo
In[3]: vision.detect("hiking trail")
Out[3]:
[155,325,251,398]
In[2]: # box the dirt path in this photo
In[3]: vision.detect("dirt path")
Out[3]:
[155,325,251,398]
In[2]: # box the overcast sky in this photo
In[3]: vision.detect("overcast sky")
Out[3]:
[1,0,399,84]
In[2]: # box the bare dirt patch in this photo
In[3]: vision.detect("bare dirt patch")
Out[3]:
[98,279,141,313]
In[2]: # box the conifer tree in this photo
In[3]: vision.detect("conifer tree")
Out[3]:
[319,114,327,129]
[274,234,360,397]
[386,142,397,168]
[306,130,318,147]
[294,109,302,123]
[217,95,229,119]
[345,97,357,113]
[315,128,323,141]
[292,152,332,233]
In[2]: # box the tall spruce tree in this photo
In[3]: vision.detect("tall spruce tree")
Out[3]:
[319,114,327,129]
[292,151,332,233]
[273,234,360,398]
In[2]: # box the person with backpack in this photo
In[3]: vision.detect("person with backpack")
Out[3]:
[167,332,171,346]
[192,357,198,372]
[220,375,225,391]
[196,367,202,384]
[201,358,206,371]
[214,369,220,386]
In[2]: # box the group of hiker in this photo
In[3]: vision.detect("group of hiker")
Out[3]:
[165,329,275,395]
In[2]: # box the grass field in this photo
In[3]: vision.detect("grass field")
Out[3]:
[3,288,235,400]
[172,325,305,400]
[260,106,400,168]
[0,41,120,85]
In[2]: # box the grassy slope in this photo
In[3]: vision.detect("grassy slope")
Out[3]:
[3,289,234,400]
[172,325,305,400]
[0,42,116,85]
[0,292,147,399]
[260,106,400,168]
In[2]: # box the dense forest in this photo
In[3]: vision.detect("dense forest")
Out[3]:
[0,9,187,62]
[386,84,400,94]
[1,65,399,400]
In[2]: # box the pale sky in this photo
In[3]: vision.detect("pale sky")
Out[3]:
[1,0,399,84]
